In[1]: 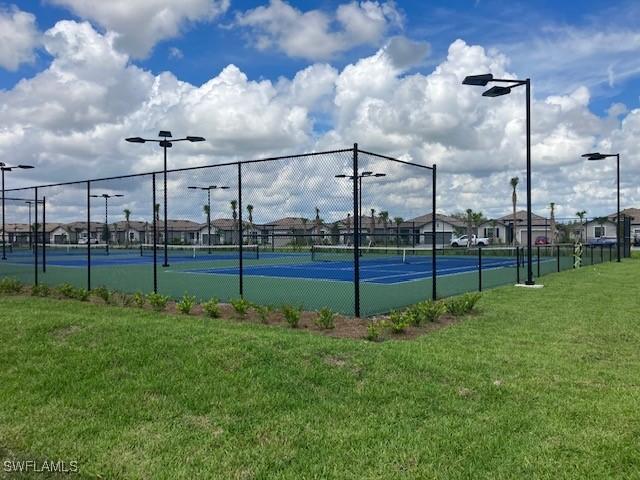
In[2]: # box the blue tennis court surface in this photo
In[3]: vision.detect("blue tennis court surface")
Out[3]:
[184,255,534,285]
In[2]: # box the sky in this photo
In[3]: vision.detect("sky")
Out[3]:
[1,0,639,225]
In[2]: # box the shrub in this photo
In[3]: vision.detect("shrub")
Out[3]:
[31,284,50,297]
[366,319,386,341]
[444,292,482,316]
[410,300,445,325]
[253,304,272,324]
[0,277,23,294]
[230,298,251,319]
[58,283,76,299]
[92,285,111,303]
[315,307,336,329]
[281,304,302,328]
[202,298,220,318]
[132,292,146,308]
[147,292,169,312]
[177,293,196,315]
[119,292,134,307]
[387,310,410,334]
[75,288,90,301]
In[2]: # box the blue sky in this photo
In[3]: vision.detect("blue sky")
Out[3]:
[1,0,639,219]
[4,0,639,116]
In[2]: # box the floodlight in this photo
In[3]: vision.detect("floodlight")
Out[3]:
[482,86,511,97]
[158,131,173,137]
[462,74,494,86]
[125,137,146,143]
[186,136,206,142]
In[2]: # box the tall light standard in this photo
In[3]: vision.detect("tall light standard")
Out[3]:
[582,152,621,262]
[90,193,124,255]
[188,185,230,252]
[335,171,386,246]
[126,130,205,266]
[25,201,34,249]
[1,163,34,260]
[463,73,535,285]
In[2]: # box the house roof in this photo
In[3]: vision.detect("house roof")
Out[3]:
[495,210,549,225]
[408,212,465,227]
[607,207,640,222]
[264,217,317,229]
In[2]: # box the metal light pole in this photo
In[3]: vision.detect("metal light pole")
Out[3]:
[90,193,124,255]
[463,73,535,284]
[336,171,386,247]
[582,152,621,262]
[25,201,33,249]
[1,163,34,260]
[126,131,205,266]
[188,185,229,252]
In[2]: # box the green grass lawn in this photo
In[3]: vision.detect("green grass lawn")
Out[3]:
[1,259,640,479]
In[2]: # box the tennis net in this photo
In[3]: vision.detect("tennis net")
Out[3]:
[139,244,259,260]
[39,244,139,256]
[311,245,435,264]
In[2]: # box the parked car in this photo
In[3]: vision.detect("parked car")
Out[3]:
[78,237,99,245]
[534,236,549,245]
[588,236,617,246]
[450,234,488,247]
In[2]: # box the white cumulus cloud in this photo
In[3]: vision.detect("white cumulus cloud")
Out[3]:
[48,0,230,58]
[0,5,40,71]
[235,0,403,61]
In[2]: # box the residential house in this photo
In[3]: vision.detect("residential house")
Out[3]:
[487,210,553,245]
[408,213,466,246]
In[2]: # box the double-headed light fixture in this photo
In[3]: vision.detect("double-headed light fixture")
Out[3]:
[90,193,124,254]
[462,73,535,285]
[335,171,386,243]
[126,130,205,266]
[582,152,621,262]
[1,162,34,260]
[188,185,230,252]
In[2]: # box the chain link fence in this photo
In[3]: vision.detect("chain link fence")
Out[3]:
[0,146,631,316]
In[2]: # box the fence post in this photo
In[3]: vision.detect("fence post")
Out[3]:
[556,245,560,272]
[34,187,38,286]
[478,246,482,292]
[516,246,520,284]
[238,162,244,298]
[353,143,360,317]
[431,163,436,300]
[152,173,157,294]
[537,245,540,277]
[600,245,603,263]
[87,181,91,291]
[42,196,46,273]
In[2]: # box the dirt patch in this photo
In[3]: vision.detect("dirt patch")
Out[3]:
[50,324,82,341]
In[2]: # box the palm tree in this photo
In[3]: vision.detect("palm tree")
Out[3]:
[123,208,131,247]
[464,209,485,247]
[202,204,211,245]
[576,210,587,242]
[378,210,389,246]
[510,177,519,245]
[154,203,160,223]
[314,206,322,244]
[301,218,309,246]
[394,216,403,246]
[345,213,352,245]
[246,204,254,244]
[369,208,376,246]
[549,202,556,245]
[230,200,238,244]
